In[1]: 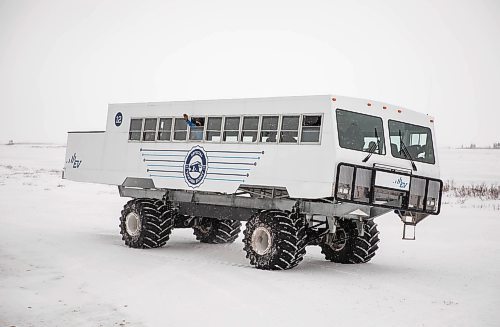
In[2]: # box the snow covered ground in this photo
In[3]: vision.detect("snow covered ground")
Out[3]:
[439,147,500,185]
[1,144,499,327]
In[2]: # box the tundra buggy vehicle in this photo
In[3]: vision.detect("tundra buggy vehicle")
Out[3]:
[63,95,442,270]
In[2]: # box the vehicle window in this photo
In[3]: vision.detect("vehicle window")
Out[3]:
[129,118,143,141]
[388,120,435,164]
[301,115,322,143]
[189,117,205,141]
[143,118,157,141]
[157,118,172,141]
[241,116,259,143]
[223,117,240,142]
[336,110,385,154]
[260,116,279,143]
[280,115,299,143]
[173,117,187,141]
[205,117,222,142]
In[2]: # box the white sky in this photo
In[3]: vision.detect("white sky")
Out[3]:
[0,0,499,146]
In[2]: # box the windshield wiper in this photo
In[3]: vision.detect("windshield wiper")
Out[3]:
[399,130,417,171]
[362,128,380,163]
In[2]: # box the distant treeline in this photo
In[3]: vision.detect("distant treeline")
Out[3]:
[459,142,500,149]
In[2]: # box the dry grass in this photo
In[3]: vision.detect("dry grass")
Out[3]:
[443,180,500,199]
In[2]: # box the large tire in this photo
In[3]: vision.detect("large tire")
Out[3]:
[192,217,241,244]
[243,210,307,270]
[320,219,380,264]
[119,198,175,248]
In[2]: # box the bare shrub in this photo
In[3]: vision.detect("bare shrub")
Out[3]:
[443,180,500,200]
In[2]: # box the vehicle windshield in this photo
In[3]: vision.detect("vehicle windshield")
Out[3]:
[388,120,435,164]
[336,109,385,154]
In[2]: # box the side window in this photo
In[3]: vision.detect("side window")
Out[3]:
[157,118,172,141]
[280,115,299,143]
[223,117,240,142]
[173,117,187,141]
[143,118,157,141]
[260,116,279,143]
[301,115,322,143]
[129,118,143,141]
[241,116,259,143]
[189,117,205,141]
[205,117,222,142]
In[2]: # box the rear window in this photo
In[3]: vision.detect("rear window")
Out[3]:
[336,109,385,154]
[388,120,435,164]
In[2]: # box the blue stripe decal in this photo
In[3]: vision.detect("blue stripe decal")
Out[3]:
[148,169,183,173]
[207,155,260,159]
[208,161,256,166]
[150,174,185,179]
[207,172,247,177]
[207,150,263,154]
[141,149,262,154]
[144,159,184,163]
[147,164,184,168]
[209,167,251,171]
[141,148,189,152]
[206,177,245,182]
[142,153,186,157]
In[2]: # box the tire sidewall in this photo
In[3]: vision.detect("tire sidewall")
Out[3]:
[120,200,146,248]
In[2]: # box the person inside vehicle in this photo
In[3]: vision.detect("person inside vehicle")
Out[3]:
[367,141,377,153]
[344,122,364,151]
[184,114,204,140]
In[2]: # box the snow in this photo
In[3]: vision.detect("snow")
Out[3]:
[1,144,499,326]
[439,147,500,185]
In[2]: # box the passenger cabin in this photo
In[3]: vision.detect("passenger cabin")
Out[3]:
[64,95,442,215]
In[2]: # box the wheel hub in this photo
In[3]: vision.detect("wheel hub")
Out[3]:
[329,228,347,251]
[125,212,141,237]
[251,226,272,255]
[196,218,213,234]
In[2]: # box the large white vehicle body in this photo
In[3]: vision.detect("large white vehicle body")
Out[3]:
[64,95,443,270]
[65,95,440,198]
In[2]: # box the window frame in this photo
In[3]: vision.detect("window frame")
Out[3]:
[240,115,261,144]
[187,116,206,142]
[156,117,173,142]
[335,109,386,155]
[299,113,323,145]
[259,114,280,143]
[126,113,324,145]
[142,117,158,142]
[279,114,301,144]
[221,116,242,143]
[128,117,144,142]
[172,117,189,142]
[388,119,435,164]
[204,116,223,143]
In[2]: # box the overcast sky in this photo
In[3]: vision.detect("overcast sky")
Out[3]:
[1,0,499,147]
